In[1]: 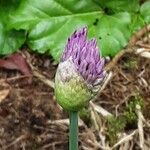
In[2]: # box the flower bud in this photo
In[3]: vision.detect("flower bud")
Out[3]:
[55,27,107,111]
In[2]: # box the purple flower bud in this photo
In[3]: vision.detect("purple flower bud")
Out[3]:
[55,27,107,111]
[62,27,106,89]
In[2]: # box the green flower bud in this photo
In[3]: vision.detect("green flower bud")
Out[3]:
[55,58,93,111]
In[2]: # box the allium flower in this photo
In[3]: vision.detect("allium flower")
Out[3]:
[55,27,107,111]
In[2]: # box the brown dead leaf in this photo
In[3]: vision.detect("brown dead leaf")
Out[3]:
[0,89,10,103]
[0,53,32,77]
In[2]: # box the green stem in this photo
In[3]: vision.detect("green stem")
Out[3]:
[69,111,78,150]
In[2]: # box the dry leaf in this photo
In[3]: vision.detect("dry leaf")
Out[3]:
[0,89,10,103]
[0,53,32,76]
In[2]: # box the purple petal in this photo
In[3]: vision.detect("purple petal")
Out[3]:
[96,58,105,74]
[62,27,106,86]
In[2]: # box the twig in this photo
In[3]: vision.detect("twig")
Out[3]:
[90,101,112,117]
[136,42,150,49]
[135,48,150,59]
[5,135,26,149]
[82,122,110,150]
[90,102,112,149]
[90,106,99,130]
[105,48,134,71]
[33,69,54,88]
[129,24,150,46]
[100,72,113,92]
[39,141,68,149]
[47,118,84,127]
[136,105,144,149]
[135,48,150,53]
[22,51,55,89]
[82,146,91,150]
[87,139,111,150]
[6,75,31,81]
[94,72,113,101]
[112,130,138,149]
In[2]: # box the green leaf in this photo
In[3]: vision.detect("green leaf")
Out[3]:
[129,14,145,33]
[93,0,140,13]
[9,0,132,60]
[0,23,25,55]
[27,13,104,60]
[0,0,25,55]
[8,0,104,60]
[140,0,150,23]
[94,12,131,56]
[9,0,102,30]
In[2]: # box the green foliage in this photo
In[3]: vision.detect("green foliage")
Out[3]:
[124,94,144,124]
[140,0,150,23]
[107,94,144,145]
[8,0,103,60]
[94,0,140,13]
[95,12,131,56]
[123,58,138,69]
[0,0,150,59]
[7,0,134,58]
[107,116,126,145]
[0,0,25,55]
[129,14,145,33]
[79,107,91,126]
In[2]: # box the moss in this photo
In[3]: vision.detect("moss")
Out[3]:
[79,107,91,126]
[107,115,126,145]
[123,58,138,70]
[107,94,144,145]
[124,93,144,124]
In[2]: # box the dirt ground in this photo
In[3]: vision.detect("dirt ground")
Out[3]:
[0,27,150,150]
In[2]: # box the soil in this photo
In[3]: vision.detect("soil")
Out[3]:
[0,32,150,149]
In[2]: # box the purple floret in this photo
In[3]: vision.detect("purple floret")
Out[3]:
[62,27,105,85]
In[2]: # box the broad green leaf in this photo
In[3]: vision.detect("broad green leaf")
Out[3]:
[30,12,131,58]
[8,0,104,60]
[140,0,150,23]
[9,0,132,60]
[93,0,140,13]
[94,12,131,56]
[28,14,105,60]
[0,23,25,55]
[9,0,102,30]
[0,0,25,55]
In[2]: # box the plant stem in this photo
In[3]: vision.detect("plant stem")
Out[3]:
[69,111,78,150]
